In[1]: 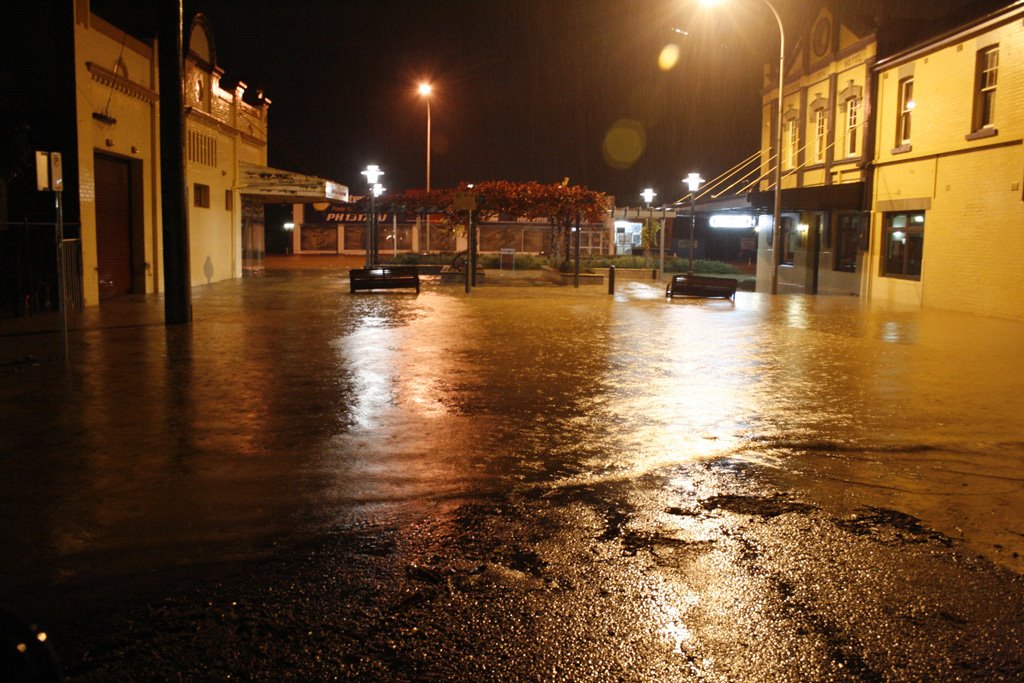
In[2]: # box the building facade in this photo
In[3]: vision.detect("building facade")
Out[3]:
[868,2,1024,320]
[753,6,874,296]
[1,1,342,312]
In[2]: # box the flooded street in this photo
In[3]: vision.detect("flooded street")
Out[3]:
[2,269,1023,680]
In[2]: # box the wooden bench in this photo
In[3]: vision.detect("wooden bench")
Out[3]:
[349,266,420,294]
[666,273,738,300]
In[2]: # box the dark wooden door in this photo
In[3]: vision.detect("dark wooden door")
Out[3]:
[94,153,133,299]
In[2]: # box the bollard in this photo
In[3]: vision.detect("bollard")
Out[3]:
[652,268,658,281]
[608,265,616,295]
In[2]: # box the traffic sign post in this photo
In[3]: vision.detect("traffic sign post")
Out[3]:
[36,151,69,361]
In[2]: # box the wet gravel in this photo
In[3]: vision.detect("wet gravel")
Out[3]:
[27,461,1023,682]
[3,271,1024,680]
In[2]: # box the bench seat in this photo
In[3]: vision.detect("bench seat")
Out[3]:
[349,266,420,294]
[666,273,737,300]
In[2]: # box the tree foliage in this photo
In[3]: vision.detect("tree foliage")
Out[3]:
[360,180,608,263]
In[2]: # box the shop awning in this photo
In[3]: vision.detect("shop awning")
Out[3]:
[237,162,348,203]
[749,182,866,212]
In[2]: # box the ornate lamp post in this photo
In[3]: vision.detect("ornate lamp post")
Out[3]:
[361,164,384,267]
[683,172,704,274]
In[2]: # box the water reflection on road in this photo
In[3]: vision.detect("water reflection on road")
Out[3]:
[1,271,1023,591]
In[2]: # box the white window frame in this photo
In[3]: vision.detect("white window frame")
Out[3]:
[814,109,827,163]
[787,118,799,169]
[976,46,998,129]
[845,97,861,157]
[897,77,913,145]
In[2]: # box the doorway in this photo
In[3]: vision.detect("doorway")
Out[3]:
[94,153,144,299]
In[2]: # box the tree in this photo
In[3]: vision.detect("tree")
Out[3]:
[371,180,607,264]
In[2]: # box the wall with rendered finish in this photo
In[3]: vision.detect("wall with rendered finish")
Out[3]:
[870,6,1024,320]
[73,9,161,305]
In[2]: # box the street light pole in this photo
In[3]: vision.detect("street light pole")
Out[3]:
[684,173,704,274]
[701,0,785,294]
[418,83,432,192]
[361,164,384,267]
[641,188,658,278]
[763,0,785,295]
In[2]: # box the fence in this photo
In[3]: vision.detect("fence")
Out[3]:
[0,221,82,318]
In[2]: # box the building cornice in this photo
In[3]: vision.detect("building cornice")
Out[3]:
[86,62,158,103]
[875,3,1024,71]
[186,106,267,147]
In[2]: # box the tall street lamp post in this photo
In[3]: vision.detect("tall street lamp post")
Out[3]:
[362,164,384,267]
[702,0,785,293]
[418,83,432,192]
[641,188,659,278]
[684,173,704,274]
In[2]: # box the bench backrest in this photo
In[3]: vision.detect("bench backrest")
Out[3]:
[350,266,419,279]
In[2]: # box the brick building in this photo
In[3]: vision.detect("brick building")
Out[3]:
[868,2,1024,320]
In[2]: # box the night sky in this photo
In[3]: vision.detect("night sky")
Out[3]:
[92,0,1002,203]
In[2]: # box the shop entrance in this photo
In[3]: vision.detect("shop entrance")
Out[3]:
[94,153,144,299]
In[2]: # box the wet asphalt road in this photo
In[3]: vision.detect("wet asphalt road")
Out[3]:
[1,268,1023,681]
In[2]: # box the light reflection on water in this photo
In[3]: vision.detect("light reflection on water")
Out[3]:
[2,273,1023,583]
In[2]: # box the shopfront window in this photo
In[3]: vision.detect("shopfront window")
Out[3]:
[779,217,797,266]
[833,213,862,273]
[882,212,924,280]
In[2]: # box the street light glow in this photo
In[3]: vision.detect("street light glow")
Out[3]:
[418,82,432,96]
[361,164,384,185]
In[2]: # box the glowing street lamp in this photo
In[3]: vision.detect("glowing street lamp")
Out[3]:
[362,164,384,266]
[701,0,785,293]
[684,172,704,274]
[417,82,432,192]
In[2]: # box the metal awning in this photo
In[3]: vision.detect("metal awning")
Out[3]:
[237,162,348,203]
[749,182,866,212]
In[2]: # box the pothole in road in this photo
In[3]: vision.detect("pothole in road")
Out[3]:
[837,506,954,547]
[698,493,818,518]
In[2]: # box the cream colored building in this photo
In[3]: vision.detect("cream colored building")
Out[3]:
[71,2,343,306]
[754,7,874,295]
[869,3,1024,320]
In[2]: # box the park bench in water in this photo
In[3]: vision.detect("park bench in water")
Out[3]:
[349,266,420,294]
[666,273,737,300]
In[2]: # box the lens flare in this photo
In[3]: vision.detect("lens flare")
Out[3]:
[659,44,680,71]
[602,119,646,169]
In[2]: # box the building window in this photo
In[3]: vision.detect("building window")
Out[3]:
[779,217,797,266]
[845,97,861,157]
[975,46,998,130]
[814,109,827,163]
[897,77,914,145]
[187,130,218,167]
[194,183,210,208]
[225,189,233,211]
[882,212,924,280]
[833,213,862,273]
[786,118,799,169]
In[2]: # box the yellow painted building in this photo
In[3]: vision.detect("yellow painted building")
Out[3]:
[63,1,344,308]
[72,5,270,304]
[754,7,874,295]
[869,3,1024,320]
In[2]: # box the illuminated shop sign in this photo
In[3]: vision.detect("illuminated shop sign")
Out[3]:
[709,214,756,229]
